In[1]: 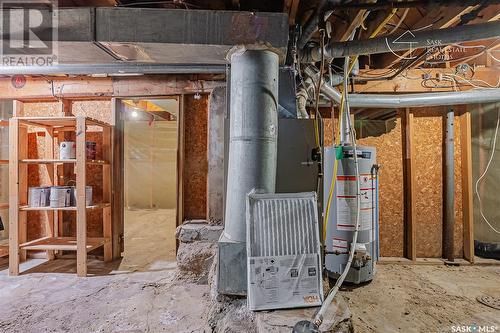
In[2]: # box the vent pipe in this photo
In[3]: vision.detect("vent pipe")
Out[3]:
[218,48,279,295]
[302,21,500,62]
[303,66,500,108]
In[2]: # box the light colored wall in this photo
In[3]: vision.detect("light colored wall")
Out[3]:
[124,120,178,209]
[0,101,12,240]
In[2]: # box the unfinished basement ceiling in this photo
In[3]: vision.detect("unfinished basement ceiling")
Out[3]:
[2,0,498,74]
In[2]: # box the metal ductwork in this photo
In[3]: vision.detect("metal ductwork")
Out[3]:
[304,66,500,108]
[218,48,279,295]
[302,21,500,62]
[0,7,289,71]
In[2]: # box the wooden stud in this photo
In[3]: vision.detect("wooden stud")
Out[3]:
[460,110,474,263]
[13,100,24,117]
[44,128,55,260]
[75,116,87,277]
[176,95,185,236]
[9,118,19,275]
[403,108,417,261]
[102,125,112,262]
[111,98,124,259]
[18,119,28,263]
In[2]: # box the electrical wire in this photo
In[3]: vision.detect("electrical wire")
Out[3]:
[489,51,500,63]
[314,49,362,329]
[444,73,500,89]
[315,10,400,327]
[475,107,500,234]
[387,8,409,35]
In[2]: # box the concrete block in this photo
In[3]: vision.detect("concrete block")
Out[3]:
[176,241,217,277]
[176,222,224,243]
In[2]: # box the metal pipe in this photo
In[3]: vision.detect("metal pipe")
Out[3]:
[303,66,500,108]
[444,109,455,262]
[222,49,279,243]
[0,63,227,75]
[327,21,500,58]
[302,21,500,62]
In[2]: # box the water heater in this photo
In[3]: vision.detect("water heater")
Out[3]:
[323,145,379,284]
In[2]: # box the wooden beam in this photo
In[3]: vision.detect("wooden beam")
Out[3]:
[0,75,223,101]
[403,108,416,261]
[283,0,300,26]
[460,110,474,263]
[334,9,367,42]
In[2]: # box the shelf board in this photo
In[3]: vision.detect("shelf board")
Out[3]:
[16,116,110,128]
[19,203,111,211]
[0,203,8,209]
[0,160,8,165]
[20,237,108,252]
[0,120,8,126]
[20,159,109,165]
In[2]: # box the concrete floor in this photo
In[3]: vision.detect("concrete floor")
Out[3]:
[1,211,499,333]
[342,264,500,333]
[0,208,202,333]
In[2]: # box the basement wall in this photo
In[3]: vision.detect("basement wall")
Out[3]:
[324,107,464,258]
[470,102,500,245]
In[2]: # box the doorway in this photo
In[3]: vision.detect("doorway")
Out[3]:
[119,98,179,271]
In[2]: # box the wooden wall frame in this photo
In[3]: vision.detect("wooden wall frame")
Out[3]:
[111,98,124,258]
[402,108,417,261]
[176,95,185,241]
[460,109,474,262]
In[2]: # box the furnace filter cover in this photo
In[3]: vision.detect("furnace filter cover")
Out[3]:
[246,191,323,311]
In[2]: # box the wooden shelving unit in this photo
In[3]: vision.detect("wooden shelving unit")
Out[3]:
[0,119,8,258]
[9,116,113,277]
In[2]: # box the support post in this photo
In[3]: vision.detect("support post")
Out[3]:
[443,109,455,262]
[9,118,19,275]
[218,48,279,295]
[102,125,112,262]
[111,98,124,259]
[176,95,185,235]
[76,116,87,277]
[460,110,474,262]
[403,108,416,261]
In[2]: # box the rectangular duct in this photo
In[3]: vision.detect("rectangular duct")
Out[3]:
[246,192,323,310]
[0,7,289,67]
